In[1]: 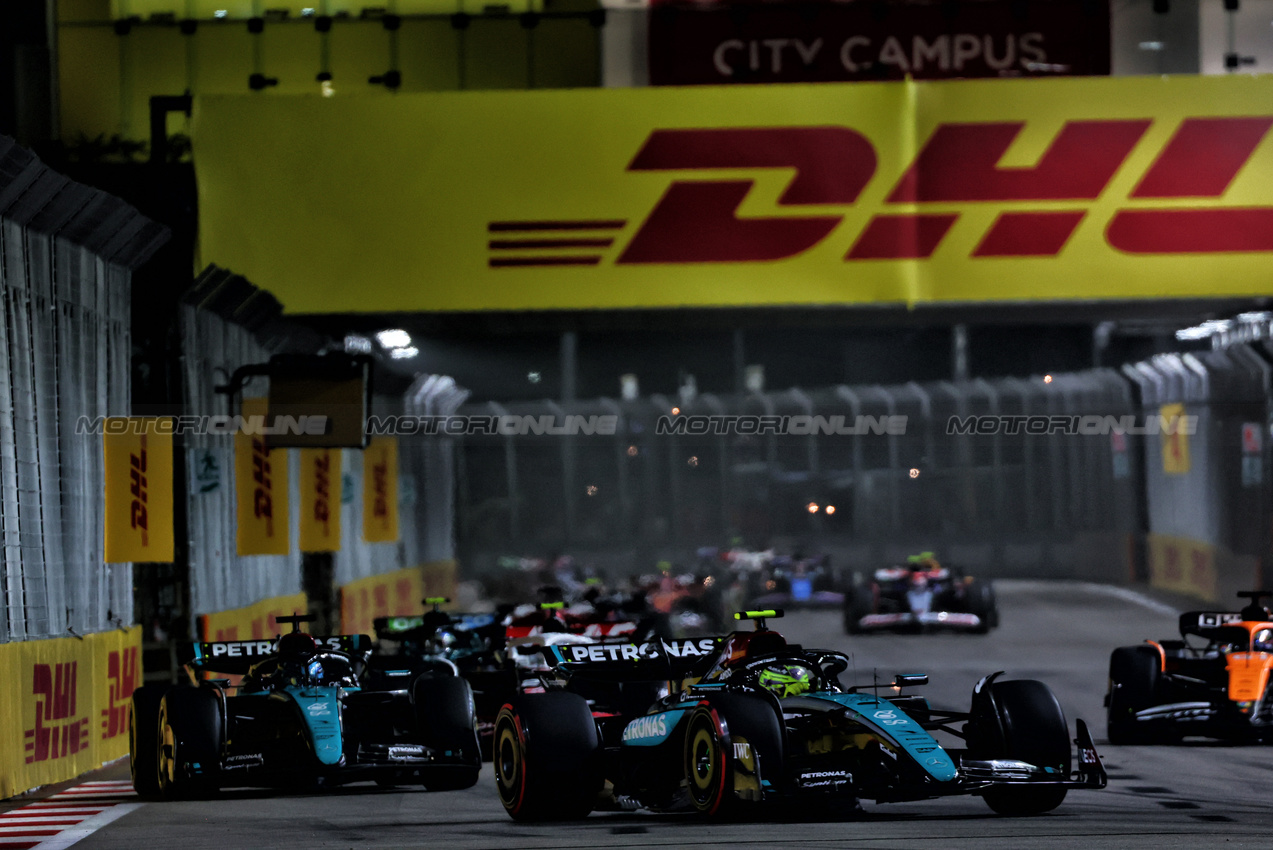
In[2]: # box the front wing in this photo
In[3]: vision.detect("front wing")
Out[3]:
[850,610,986,631]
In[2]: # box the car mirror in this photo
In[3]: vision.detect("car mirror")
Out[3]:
[894,673,929,688]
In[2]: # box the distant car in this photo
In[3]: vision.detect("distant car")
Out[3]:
[1106,591,1273,744]
[748,554,845,610]
[373,599,526,760]
[843,553,998,634]
[372,595,663,759]
[129,614,480,797]
[493,609,1105,821]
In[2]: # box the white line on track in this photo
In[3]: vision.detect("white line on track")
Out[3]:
[1001,579,1182,616]
[24,804,141,850]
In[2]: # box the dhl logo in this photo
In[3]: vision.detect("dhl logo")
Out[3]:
[372,461,390,523]
[129,437,149,546]
[313,450,332,537]
[100,647,138,741]
[488,117,1273,266]
[25,662,88,764]
[251,436,274,535]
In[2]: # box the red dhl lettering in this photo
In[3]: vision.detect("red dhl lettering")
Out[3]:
[372,461,389,522]
[129,436,149,545]
[100,648,138,741]
[251,437,274,534]
[314,452,331,534]
[494,117,1273,265]
[25,662,89,764]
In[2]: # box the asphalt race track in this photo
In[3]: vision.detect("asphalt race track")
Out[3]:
[19,581,1273,850]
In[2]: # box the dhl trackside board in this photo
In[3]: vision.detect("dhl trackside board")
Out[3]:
[193,75,1273,313]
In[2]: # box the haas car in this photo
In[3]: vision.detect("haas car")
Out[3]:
[843,553,998,634]
[493,610,1104,821]
[129,615,481,797]
[1107,591,1273,743]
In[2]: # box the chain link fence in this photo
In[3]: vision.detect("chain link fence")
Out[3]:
[0,136,167,641]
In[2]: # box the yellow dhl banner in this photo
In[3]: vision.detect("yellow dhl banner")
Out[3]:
[198,593,309,642]
[195,75,1273,313]
[236,398,290,556]
[1161,402,1191,476]
[0,626,142,799]
[362,438,399,544]
[103,418,175,563]
[299,448,342,552]
[339,563,456,636]
[1147,534,1216,602]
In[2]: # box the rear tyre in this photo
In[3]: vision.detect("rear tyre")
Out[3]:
[968,679,1070,816]
[129,685,164,797]
[157,688,222,800]
[843,578,873,635]
[494,693,600,821]
[1106,645,1162,745]
[414,675,481,790]
[965,580,997,634]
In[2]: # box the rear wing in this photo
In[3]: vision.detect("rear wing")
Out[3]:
[543,636,724,681]
[181,635,374,674]
[1180,611,1244,640]
[373,613,499,641]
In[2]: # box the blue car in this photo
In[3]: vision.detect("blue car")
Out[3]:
[129,615,480,798]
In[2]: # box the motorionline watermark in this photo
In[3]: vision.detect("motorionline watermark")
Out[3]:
[76,414,622,437]
[946,414,1198,436]
[656,415,908,436]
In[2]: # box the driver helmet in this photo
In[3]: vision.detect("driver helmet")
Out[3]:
[758,663,815,698]
[278,631,318,658]
[1256,628,1273,653]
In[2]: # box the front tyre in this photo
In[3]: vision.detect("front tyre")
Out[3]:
[157,688,222,800]
[494,693,599,821]
[415,675,481,790]
[1106,645,1163,745]
[843,578,874,635]
[129,685,164,797]
[968,679,1070,816]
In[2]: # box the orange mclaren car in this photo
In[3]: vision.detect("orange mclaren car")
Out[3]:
[1106,591,1273,743]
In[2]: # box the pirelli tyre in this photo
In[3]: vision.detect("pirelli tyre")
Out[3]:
[1106,645,1166,745]
[157,687,223,800]
[494,692,601,821]
[684,693,784,817]
[414,674,481,790]
[843,578,874,635]
[129,685,164,797]
[965,580,998,634]
[967,679,1070,816]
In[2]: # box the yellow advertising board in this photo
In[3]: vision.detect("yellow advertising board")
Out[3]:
[103,418,175,563]
[0,626,142,799]
[198,593,309,642]
[339,562,456,636]
[1161,402,1191,475]
[299,448,342,552]
[362,438,399,544]
[194,75,1273,313]
[1147,533,1216,601]
[235,397,291,556]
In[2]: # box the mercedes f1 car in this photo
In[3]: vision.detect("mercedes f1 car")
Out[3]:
[1106,591,1273,743]
[129,614,481,797]
[493,610,1104,821]
[843,553,998,634]
[372,595,664,759]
